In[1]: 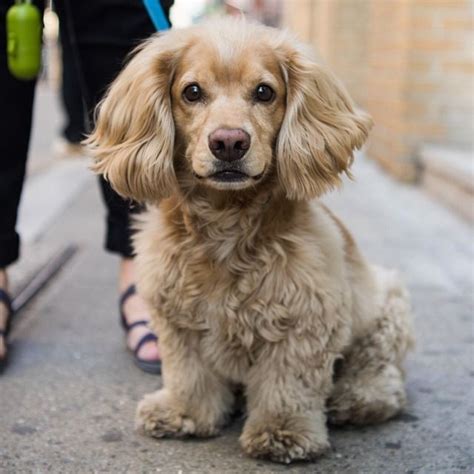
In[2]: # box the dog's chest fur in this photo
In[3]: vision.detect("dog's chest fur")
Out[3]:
[135,196,352,382]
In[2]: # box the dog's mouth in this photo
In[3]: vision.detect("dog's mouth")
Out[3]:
[210,170,259,182]
[194,169,265,183]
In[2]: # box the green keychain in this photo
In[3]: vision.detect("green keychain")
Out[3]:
[6,0,42,80]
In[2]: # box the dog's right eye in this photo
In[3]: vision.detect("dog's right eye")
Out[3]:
[254,84,275,103]
[183,84,202,102]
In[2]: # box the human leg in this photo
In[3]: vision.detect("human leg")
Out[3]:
[0,0,44,363]
[54,0,168,368]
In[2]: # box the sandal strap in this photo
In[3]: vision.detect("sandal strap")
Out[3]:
[133,331,158,357]
[119,284,136,309]
[127,320,150,331]
[119,284,137,331]
[118,284,160,360]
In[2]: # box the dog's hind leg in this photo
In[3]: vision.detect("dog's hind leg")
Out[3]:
[327,268,415,425]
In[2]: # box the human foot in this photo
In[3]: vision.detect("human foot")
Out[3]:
[119,259,161,372]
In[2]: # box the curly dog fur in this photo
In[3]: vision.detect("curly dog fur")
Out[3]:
[88,18,414,464]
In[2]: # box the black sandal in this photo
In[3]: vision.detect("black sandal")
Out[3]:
[0,288,13,374]
[120,284,161,375]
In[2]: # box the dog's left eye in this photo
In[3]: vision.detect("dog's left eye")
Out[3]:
[183,84,202,102]
[255,84,275,102]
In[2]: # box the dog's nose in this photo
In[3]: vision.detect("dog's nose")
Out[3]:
[208,128,251,162]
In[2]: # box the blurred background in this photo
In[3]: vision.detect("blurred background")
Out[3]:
[32,0,474,223]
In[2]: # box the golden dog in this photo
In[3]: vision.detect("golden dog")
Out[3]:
[89,18,414,463]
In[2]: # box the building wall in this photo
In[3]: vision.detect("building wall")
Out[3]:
[282,0,474,182]
[366,0,416,179]
[408,1,473,151]
[282,0,315,43]
[326,0,370,107]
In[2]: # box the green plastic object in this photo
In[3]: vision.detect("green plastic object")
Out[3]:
[6,0,42,80]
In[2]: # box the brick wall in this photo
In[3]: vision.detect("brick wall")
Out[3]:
[282,0,474,182]
[408,1,473,151]
[325,0,370,107]
[366,0,417,179]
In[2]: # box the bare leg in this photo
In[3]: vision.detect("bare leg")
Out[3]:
[119,258,160,362]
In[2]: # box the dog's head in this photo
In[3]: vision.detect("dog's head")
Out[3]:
[89,18,373,202]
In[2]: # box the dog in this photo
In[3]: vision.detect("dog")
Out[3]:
[88,18,414,464]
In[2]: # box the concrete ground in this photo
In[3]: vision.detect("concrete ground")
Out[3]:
[0,83,473,474]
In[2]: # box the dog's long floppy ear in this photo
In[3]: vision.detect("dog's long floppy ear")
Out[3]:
[276,39,373,200]
[88,34,180,202]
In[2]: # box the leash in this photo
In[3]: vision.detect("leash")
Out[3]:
[142,0,170,31]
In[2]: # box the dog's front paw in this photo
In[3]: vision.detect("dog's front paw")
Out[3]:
[135,390,196,438]
[240,416,329,464]
[135,389,221,438]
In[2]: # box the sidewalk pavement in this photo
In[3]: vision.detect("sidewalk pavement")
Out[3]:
[0,88,473,472]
